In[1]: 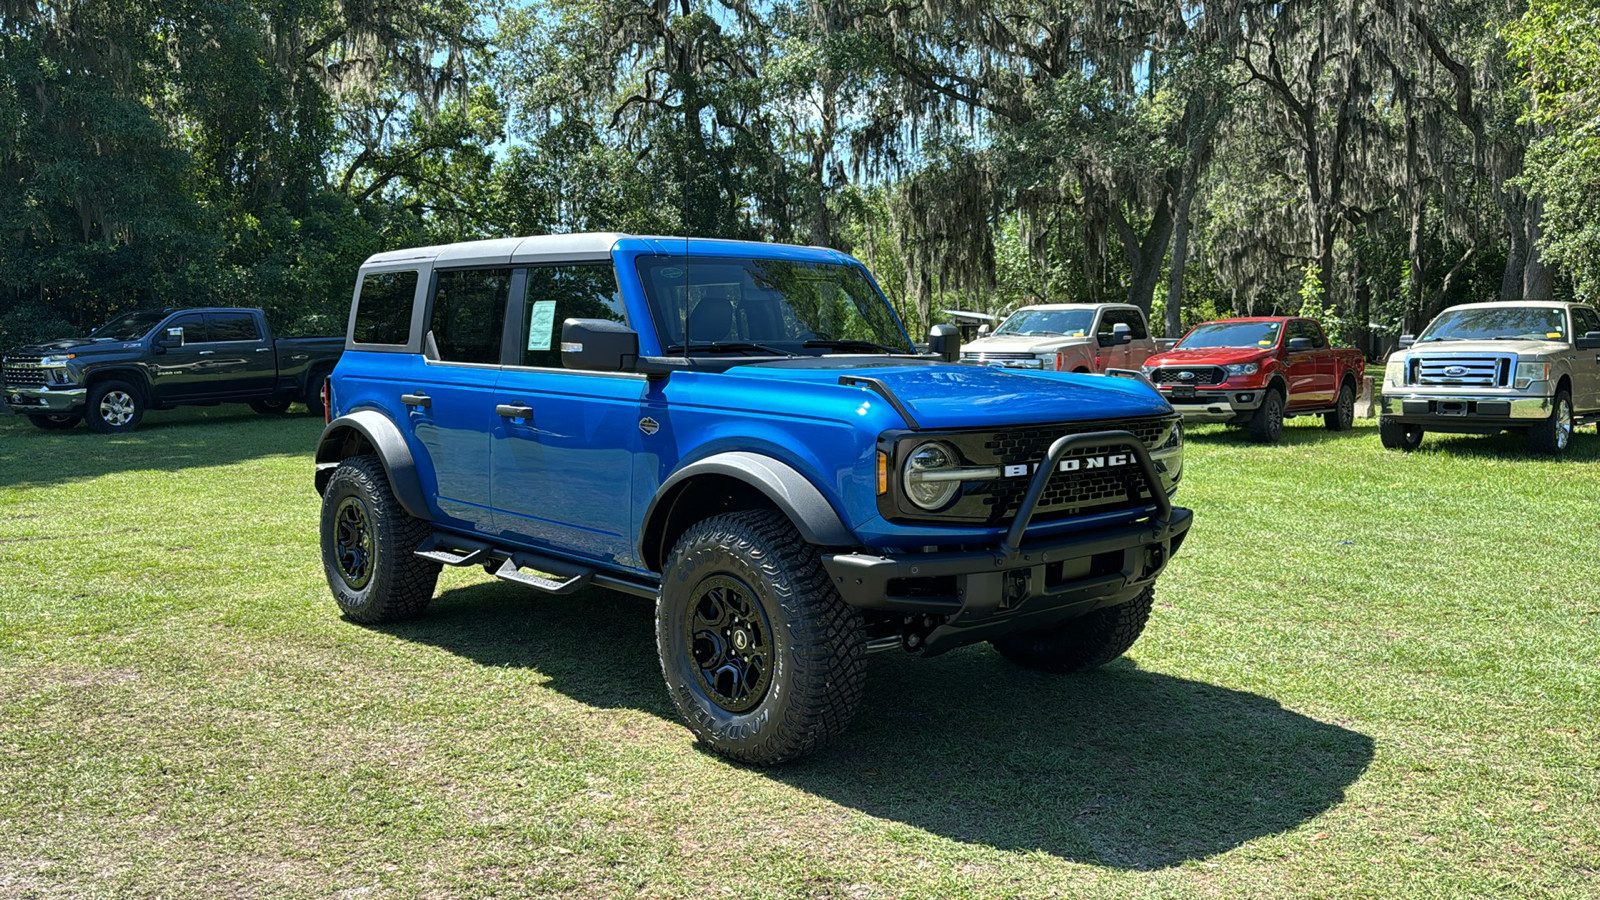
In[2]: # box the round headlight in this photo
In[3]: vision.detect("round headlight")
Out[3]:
[902,441,960,510]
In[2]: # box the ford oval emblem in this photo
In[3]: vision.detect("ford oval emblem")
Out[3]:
[1178,371,1196,380]
[1444,365,1468,377]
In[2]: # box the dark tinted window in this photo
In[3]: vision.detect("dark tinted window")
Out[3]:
[431,268,512,364]
[90,310,172,341]
[207,311,261,342]
[1287,320,1321,348]
[353,270,419,346]
[1107,309,1148,339]
[1573,307,1600,336]
[168,313,210,344]
[520,264,625,369]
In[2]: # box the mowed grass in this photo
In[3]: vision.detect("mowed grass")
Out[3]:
[1,402,1597,898]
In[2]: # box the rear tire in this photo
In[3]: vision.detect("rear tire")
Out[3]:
[991,587,1155,673]
[304,370,328,418]
[319,455,440,623]
[85,380,144,434]
[1379,418,1424,451]
[1325,381,1356,431]
[657,509,865,765]
[1248,388,1284,443]
[249,397,291,414]
[1528,388,1574,455]
[27,413,81,430]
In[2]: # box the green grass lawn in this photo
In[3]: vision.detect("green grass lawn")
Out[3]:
[1,403,1597,897]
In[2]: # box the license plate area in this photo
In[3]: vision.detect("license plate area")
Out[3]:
[1169,386,1196,400]
[1438,400,1468,417]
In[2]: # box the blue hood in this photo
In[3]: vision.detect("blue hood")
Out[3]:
[715,358,1172,428]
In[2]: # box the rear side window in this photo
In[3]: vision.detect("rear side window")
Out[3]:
[520,264,625,369]
[431,268,513,364]
[207,312,261,342]
[353,270,419,346]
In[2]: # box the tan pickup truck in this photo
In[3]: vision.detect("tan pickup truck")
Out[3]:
[959,303,1159,374]
[1380,300,1600,455]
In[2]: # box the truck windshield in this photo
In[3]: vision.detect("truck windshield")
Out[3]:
[1419,307,1567,342]
[1177,321,1283,349]
[88,310,172,342]
[993,308,1095,337]
[637,256,913,354]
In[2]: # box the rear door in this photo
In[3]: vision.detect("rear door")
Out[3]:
[490,262,646,566]
[1570,307,1600,413]
[198,310,276,397]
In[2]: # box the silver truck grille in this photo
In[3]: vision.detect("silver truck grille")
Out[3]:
[2,357,47,387]
[1411,355,1510,388]
[1150,366,1225,386]
[963,351,1041,366]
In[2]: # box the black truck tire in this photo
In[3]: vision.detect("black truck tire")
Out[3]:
[1325,381,1356,431]
[249,397,292,414]
[319,455,440,623]
[1379,418,1424,451]
[1528,388,1574,455]
[991,586,1155,673]
[85,380,145,434]
[27,413,82,430]
[657,509,865,765]
[1248,387,1284,443]
[304,370,329,418]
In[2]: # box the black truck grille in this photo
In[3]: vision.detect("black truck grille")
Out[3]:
[975,417,1174,522]
[1150,366,1225,385]
[2,357,47,387]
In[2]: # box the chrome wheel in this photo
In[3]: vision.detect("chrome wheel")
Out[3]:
[1556,397,1572,450]
[98,390,136,427]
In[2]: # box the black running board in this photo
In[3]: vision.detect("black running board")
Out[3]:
[413,532,657,598]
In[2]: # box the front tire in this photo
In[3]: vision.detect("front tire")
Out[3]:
[1325,381,1356,431]
[1528,389,1574,455]
[1248,388,1284,443]
[991,586,1156,673]
[657,509,865,765]
[319,455,440,623]
[27,413,82,430]
[85,380,144,434]
[1379,418,1424,451]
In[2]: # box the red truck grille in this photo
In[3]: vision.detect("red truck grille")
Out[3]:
[1150,366,1225,386]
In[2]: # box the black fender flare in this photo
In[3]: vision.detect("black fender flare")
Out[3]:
[313,409,428,519]
[640,452,856,569]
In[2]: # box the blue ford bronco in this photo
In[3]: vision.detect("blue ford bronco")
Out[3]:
[314,234,1192,764]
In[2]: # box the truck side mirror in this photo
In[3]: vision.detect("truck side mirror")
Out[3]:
[561,319,639,372]
[1111,322,1134,345]
[1398,334,1416,350]
[1577,331,1600,351]
[927,324,961,363]
[1287,337,1313,352]
[156,327,184,352]
[977,324,992,336]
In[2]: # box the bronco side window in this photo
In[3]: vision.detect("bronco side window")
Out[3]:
[519,264,625,369]
[429,268,513,364]
[352,270,419,346]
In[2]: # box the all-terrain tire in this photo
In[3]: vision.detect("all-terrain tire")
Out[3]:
[1379,418,1424,451]
[657,509,866,765]
[991,586,1156,673]
[85,379,144,434]
[1325,381,1356,431]
[250,397,292,414]
[1527,388,1574,455]
[1248,387,1285,443]
[319,455,440,623]
[27,413,82,430]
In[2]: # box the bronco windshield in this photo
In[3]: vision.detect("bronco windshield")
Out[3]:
[993,308,1096,337]
[1177,321,1283,349]
[637,256,913,354]
[1419,306,1567,342]
[88,310,173,342]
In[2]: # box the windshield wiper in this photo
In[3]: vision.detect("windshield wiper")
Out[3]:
[802,338,903,354]
[670,341,796,357]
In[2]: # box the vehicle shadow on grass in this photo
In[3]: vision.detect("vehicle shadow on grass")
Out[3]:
[0,406,325,488]
[389,581,1375,870]
[1182,421,1373,446]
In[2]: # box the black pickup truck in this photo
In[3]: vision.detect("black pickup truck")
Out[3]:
[2,307,343,433]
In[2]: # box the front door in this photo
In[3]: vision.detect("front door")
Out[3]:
[1570,307,1600,413]
[149,312,214,402]
[1282,320,1326,409]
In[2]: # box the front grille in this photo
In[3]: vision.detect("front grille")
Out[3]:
[962,351,1042,368]
[2,357,47,387]
[1412,355,1511,387]
[1150,366,1225,385]
[973,417,1175,523]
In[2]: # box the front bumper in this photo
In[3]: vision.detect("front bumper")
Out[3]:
[1379,391,1551,429]
[3,386,87,414]
[1155,387,1265,422]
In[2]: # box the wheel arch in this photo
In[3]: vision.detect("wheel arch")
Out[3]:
[85,366,151,400]
[313,409,429,518]
[640,452,856,573]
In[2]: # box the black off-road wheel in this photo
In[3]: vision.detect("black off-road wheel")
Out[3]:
[27,413,82,430]
[991,586,1156,674]
[657,509,866,765]
[1528,388,1574,455]
[319,455,440,624]
[85,380,144,434]
[1248,387,1284,443]
[250,397,292,414]
[1379,418,1424,451]
[1325,381,1356,431]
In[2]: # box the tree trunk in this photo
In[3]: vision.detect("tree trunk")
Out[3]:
[1165,200,1192,339]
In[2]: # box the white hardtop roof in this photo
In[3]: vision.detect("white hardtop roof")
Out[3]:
[1442,300,1586,311]
[1011,302,1138,312]
[360,233,844,269]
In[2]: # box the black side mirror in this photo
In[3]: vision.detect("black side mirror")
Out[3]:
[927,324,961,363]
[155,327,184,353]
[1287,337,1313,352]
[561,319,639,372]
[1398,334,1416,350]
[1111,322,1134,345]
[1577,331,1600,351]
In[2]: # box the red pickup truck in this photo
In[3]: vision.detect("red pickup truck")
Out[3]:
[1139,317,1366,442]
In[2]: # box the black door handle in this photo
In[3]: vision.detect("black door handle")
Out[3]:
[496,403,534,418]
[401,392,431,408]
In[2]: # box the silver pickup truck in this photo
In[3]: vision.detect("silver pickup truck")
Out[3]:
[1380,301,1600,455]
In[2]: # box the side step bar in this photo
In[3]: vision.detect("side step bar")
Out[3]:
[413,532,657,598]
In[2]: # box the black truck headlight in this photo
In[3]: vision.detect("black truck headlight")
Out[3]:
[902,441,962,510]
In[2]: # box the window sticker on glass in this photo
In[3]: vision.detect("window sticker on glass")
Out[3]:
[527,300,557,351]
